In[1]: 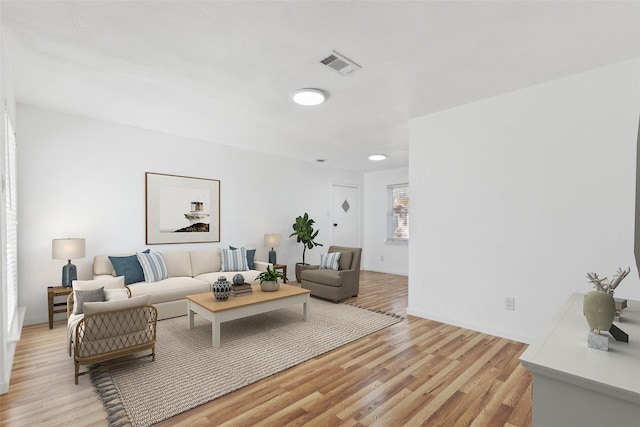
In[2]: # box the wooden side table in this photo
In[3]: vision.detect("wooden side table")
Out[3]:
[272,264,288,283]
[48,286,72,329]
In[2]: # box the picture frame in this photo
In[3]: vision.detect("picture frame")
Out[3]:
[145,172,220,244]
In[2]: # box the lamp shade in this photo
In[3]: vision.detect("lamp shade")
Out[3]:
[264,234,281,248]
[52,238,86,260]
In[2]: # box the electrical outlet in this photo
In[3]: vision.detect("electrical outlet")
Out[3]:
[505,297,515,311]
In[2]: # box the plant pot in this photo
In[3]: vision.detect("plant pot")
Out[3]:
[295,263,313,283]
[260,280,279,292]
[583,290,616,332]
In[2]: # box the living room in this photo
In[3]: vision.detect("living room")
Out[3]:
[1,1,640,426]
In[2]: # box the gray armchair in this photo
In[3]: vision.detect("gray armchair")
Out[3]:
[300,246,362,302]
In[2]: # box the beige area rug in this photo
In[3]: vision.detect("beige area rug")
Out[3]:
[91,299,403,427]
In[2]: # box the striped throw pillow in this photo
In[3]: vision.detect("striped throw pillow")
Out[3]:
[221,247,249,271]
[319,252,341,270]
[136,252,169,283]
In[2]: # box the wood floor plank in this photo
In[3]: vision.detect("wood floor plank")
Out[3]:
[0,271,531,426]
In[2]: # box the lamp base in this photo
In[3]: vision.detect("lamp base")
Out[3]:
[268,250,277,265]
[62,261,77,288]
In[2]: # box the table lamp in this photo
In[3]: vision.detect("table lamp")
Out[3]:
[264,233,281,264]
[52,238,86,287]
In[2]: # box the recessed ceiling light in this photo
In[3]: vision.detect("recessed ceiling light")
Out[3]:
[368,154,387,161]
[292,88,326,106]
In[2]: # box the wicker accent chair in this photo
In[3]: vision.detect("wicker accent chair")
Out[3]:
[68,292,158,384]
[300,246,362,303]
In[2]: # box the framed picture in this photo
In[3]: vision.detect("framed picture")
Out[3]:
[145,172,220,244]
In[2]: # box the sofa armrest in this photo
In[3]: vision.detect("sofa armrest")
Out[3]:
[254,260,271,272]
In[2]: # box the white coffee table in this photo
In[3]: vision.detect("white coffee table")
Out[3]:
[186,284,311,348]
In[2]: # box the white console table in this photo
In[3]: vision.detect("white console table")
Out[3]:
[520,293,640,427]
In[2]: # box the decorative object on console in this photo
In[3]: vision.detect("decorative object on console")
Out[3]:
[232,274,245,285]
[256,266,285,292]
[212,276,232,301]
[289,213,323,282]
[145,172,220,244]
[52,238,86,287]
[584,267,631,350]
[264,233,281,264]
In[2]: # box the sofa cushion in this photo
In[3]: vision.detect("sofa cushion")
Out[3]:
[302,269,343,287]
[74,287,105,314]
[337,251,353,271]
[195,270,261,286]
[230,246,256,270]
[221,247,248,271]
[83,294,152,315]
[190,249,221,276]
[320,252,341,270]
[108,254,145,285]
[128,277,210,304]
[137,252,170,283]
[161,251,193,277]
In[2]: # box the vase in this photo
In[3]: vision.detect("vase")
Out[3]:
[260,280,279,292]
[583,290,616,332]
[212,276,232,301]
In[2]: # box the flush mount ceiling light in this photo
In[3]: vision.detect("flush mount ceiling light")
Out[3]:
[368,154,387,161]
[292,88,326,106]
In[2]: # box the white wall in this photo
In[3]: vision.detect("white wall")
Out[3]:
[362,167,408,275]
[17,105,361,325]
[409,58,640,343]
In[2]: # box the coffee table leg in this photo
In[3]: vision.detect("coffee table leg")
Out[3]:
[303,298,310,321]
[212,316,221,348]
[188,301,194,329]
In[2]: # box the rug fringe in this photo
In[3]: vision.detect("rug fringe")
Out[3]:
[343,303,405,320]
[90,367,132,427]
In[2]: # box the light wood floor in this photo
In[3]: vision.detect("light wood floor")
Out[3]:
[0,271,532,426]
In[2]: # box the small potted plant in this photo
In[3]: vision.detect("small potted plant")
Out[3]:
[289,212,323,282]
[256,265,286,292]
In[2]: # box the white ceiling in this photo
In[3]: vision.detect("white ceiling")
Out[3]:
[1,1,639,173]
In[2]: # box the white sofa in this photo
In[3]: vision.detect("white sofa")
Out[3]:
[93,249,270,320]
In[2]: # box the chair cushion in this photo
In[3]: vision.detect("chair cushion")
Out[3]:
[302,269,343,287]
[104,288,129,301]
[136,252,170,282]
[320,252,341,270]
[83,294,152,315]
[72,276,125,314]
[337,251,353,270]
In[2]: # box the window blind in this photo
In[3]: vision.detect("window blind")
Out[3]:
[387,184,409,241]
[4,108,17,333]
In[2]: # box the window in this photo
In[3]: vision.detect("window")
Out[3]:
[3,106,17,333]
[387,184,409,241]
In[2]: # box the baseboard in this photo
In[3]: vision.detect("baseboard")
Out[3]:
[406,307,533,344]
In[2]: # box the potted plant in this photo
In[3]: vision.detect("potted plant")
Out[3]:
[289,212,323,282]
[256,265,286,292]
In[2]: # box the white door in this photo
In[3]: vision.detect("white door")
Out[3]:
[332,184,360,247]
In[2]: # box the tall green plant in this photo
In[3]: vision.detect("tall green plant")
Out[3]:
[289,212,323,265]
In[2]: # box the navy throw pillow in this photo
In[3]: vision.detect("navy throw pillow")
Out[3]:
[109,249,149,285]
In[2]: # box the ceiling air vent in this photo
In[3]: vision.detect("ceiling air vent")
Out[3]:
[318,50,361,76]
